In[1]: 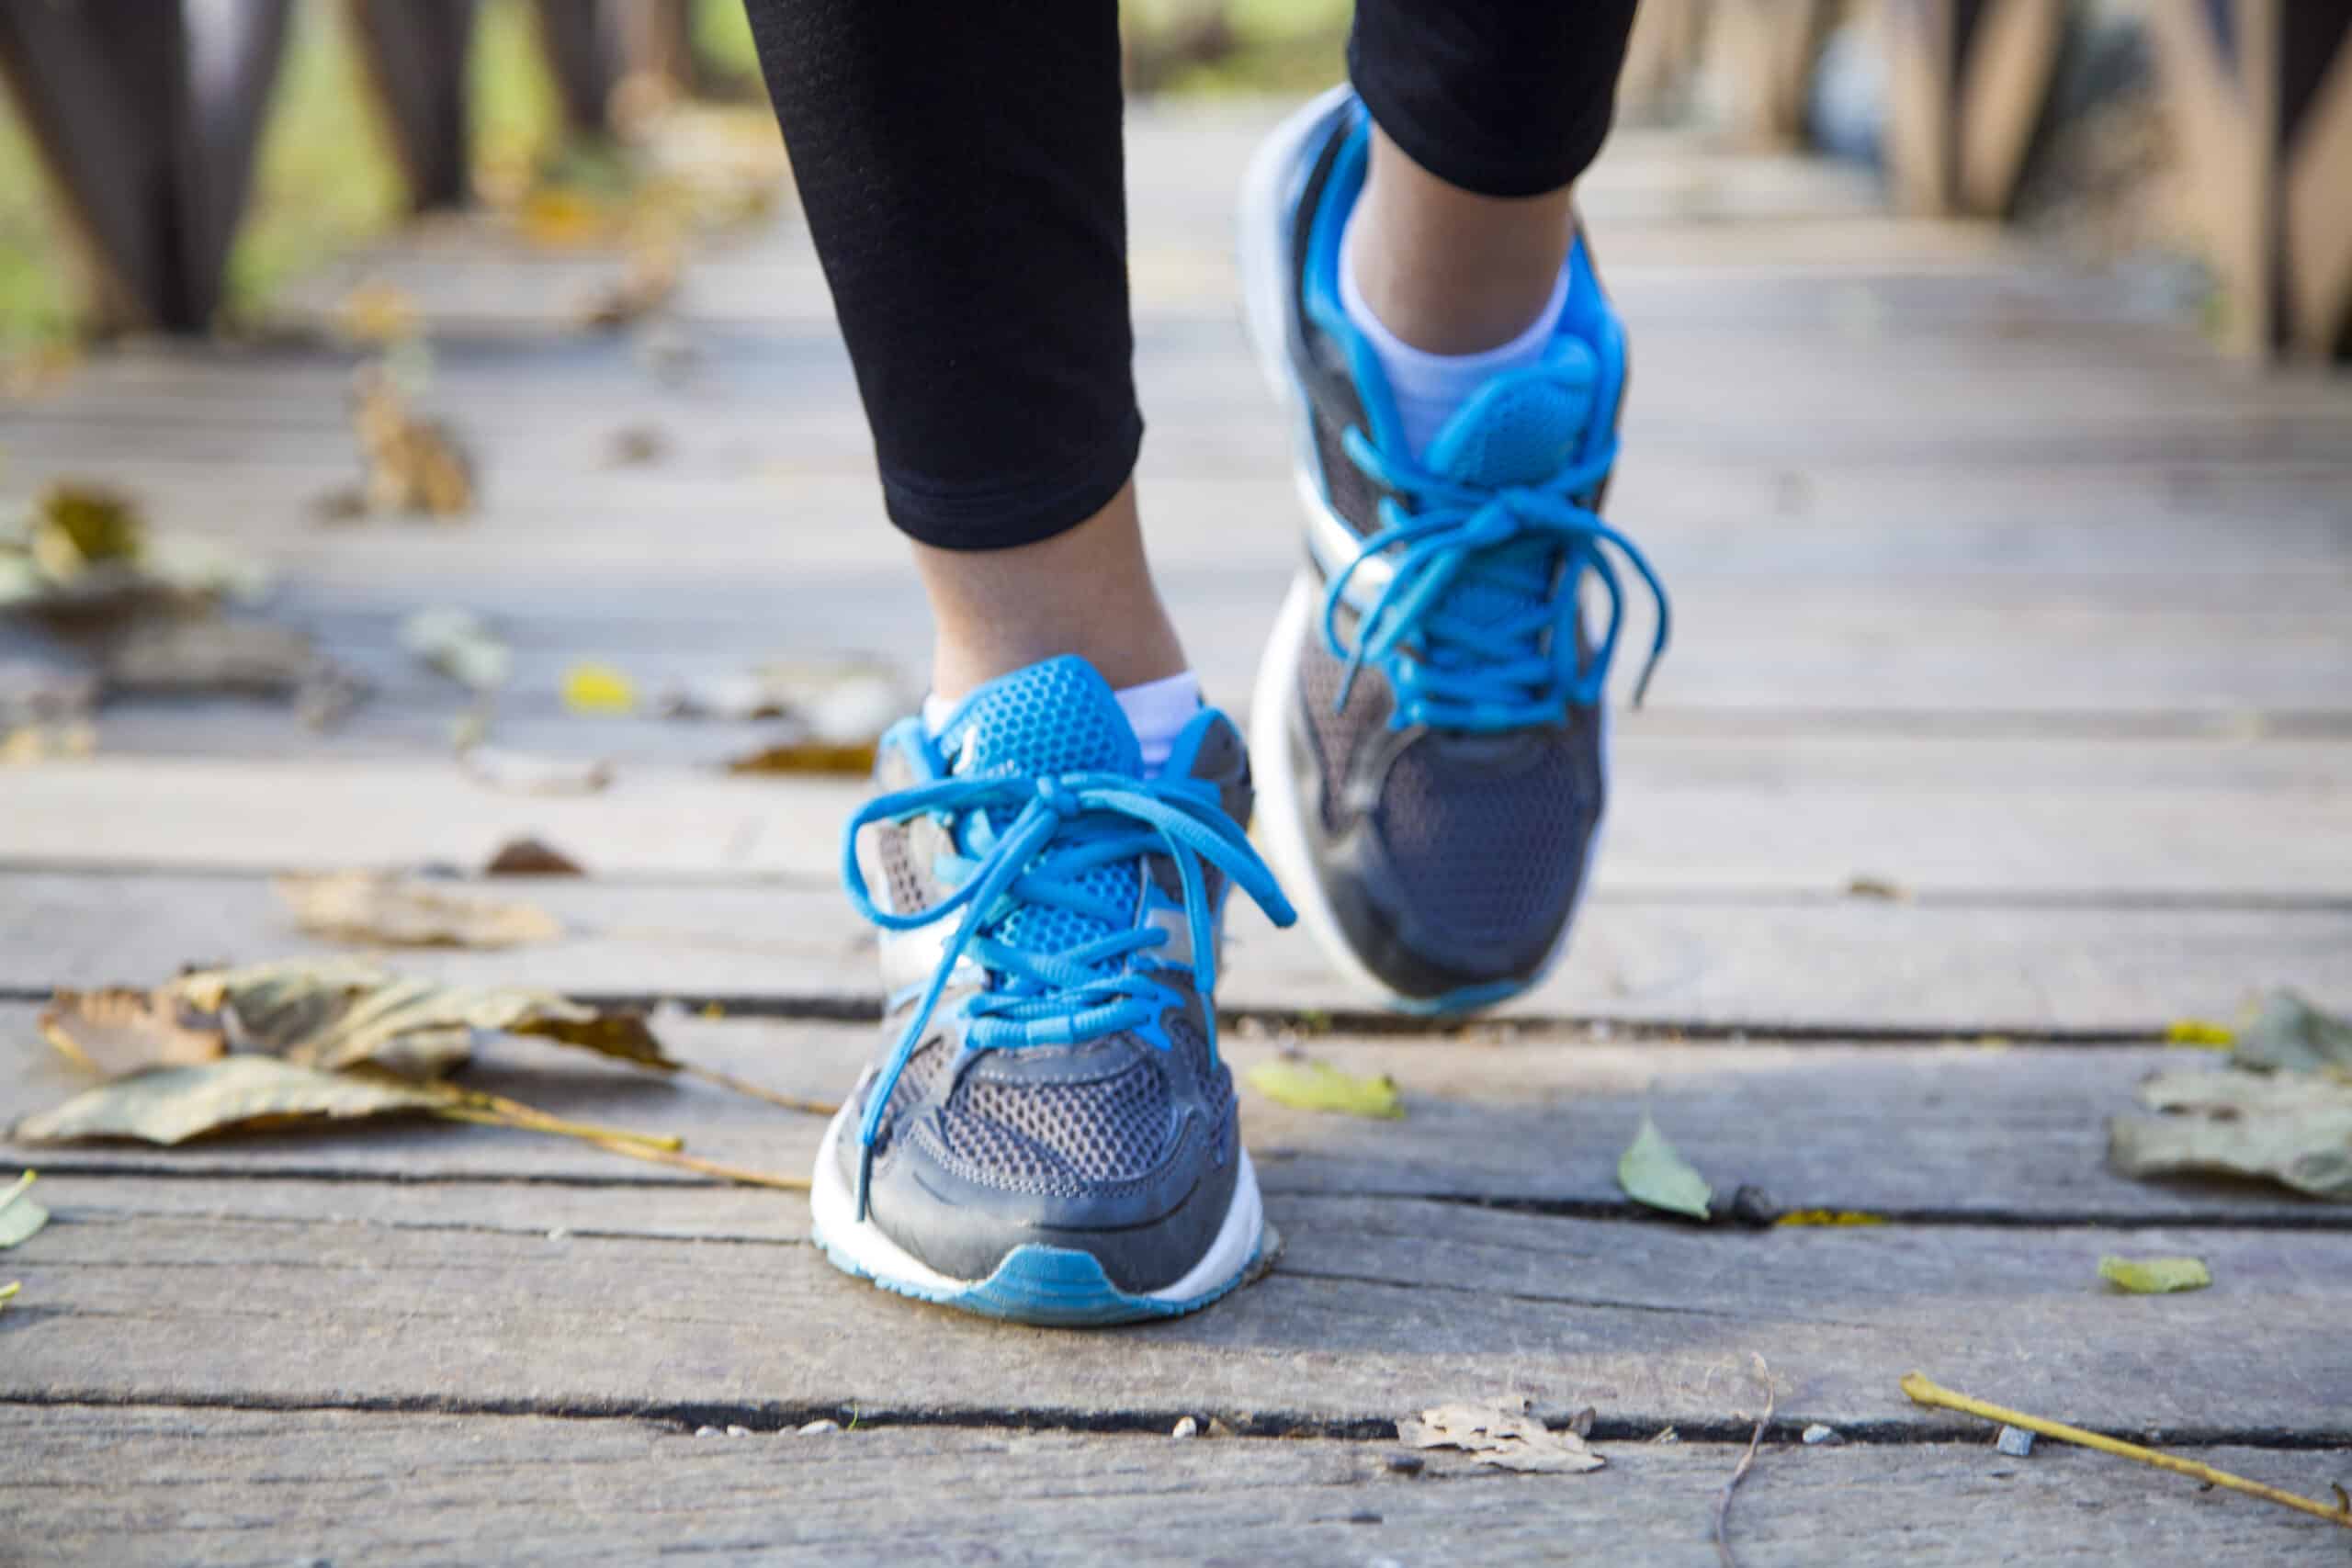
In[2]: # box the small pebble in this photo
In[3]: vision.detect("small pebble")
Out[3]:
[797,1418,842,1436]
[1170,1416,1198,1439]
[726,1426,752,1438]
[1996,1425,2036,1458]
[695,1426,720,1438]
[1382,1453,1425,1476]
[1802,1424,1841,1446]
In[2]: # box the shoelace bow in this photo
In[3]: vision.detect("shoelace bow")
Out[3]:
[841,768,1295,1218]
[1322,425,1669,730]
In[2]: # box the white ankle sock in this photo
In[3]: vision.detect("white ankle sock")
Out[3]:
[923,669,1201,776]
[1339,215,1572,460]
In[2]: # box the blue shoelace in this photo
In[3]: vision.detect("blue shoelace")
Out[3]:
[841,768,1295,1218]
[1322,426,1669,730]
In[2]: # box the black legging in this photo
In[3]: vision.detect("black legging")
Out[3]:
[741,2,1640,552]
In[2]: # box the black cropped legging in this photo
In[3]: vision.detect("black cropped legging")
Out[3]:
[741,2,1639,551]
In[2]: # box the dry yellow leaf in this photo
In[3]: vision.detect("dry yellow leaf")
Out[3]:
[561,662,638,715]
[1242,1056,1403,1119]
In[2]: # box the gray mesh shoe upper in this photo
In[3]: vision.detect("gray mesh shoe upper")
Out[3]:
[838,656,1284,1293]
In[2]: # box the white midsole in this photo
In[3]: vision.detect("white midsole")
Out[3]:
[809,1098,1265,1303]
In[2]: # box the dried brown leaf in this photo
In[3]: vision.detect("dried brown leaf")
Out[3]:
[2109,1068,2352,1201]
[1396,1399,1604,1474]
[483,837,587,876]
[40,987,226,1077]
[353,367,474,518]
[277,871,563,950]
[13,1056,447,1145]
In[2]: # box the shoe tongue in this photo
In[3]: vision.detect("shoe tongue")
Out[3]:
[936,655,1143,783]
[1422,339,1600,489]
[933,656,1144,962]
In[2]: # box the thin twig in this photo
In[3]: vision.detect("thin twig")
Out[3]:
[447,1089,684,1152]
[1902,1372,2352,1529]
[676,1062,839,1118]
[1713,1354,1775,1568]
[434,1107,808,1190]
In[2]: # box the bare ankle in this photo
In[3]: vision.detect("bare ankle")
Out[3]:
[1347,127,1575,355]
[914,479,1188,700]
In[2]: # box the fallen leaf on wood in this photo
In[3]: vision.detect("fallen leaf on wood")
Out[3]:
[353,367,475,517]
[483,837,586,876]
[1242,1056,1403,1119]
[276,871,563,950]
[2098,1255,2211,1293]
[1843,874,1910,901]
[2109,1068,2352,1201]
[1773,1209,1889,1227]
[1618,1112,1713,1220]
[170,961,671,1080]
[401,606,509,691]
[0,721,95,764]
[725,739,878,775]
[0,484,259,614]
[2165,1018,2235,1049]
[2232,989,2352,1077]
[576,243,681,330]
[337,279,420,344]
[605,424,670,467]
[30,481,143,570]
[40,988,226,1076]
[12,1056,446,1145]
[102,616,322,698]
[0,1280,17,1312]
[461,746,613,795]
[0,1171,47,1248]
[560,661,638,715]
[662,658,910,734]
[1396,1399,1604,1474]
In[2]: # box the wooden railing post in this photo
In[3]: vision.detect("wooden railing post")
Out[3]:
[0,0,292,333]
[535,0,632,134]
[1883,0,2069,218]
[348,0,480,211]
[2152,1,2352,362]
[1709,0,1838,147]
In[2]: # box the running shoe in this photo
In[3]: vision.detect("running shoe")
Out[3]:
[1237,86,1669,1013]
[811,655,1295,1325]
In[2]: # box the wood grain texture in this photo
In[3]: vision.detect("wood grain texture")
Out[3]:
[3,1179,2346,1435]
[4,1405,2346,1568]
[3,873,2346,1036]
[6,1017,2339,1224]
[3,733,2346,892]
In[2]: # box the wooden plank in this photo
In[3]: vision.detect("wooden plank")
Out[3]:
[6,1017,2339,1224]
[2,1182,2345,1434]
[5,1406,2347,1568]
[3,733,2345,893]
[4,872,2346,1037]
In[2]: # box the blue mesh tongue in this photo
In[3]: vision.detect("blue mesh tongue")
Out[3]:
[1412,340,1601,643]
[1422,338,1600,488]
[933,656,1143,958]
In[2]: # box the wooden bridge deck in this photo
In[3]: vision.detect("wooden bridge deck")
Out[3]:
[3,104,2349,1564]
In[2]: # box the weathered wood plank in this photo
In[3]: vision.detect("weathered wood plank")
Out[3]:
[3,1405,2346,1568]
[4,734,2345,893]
[4,873,2346,1037]
[2,1184,2345,1435]
[6,1019,2337,1224]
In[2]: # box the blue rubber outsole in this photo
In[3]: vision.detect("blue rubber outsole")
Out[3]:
[813,1224,1264,1328]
